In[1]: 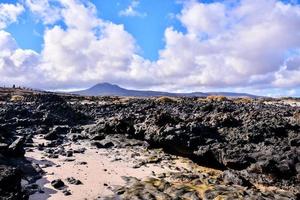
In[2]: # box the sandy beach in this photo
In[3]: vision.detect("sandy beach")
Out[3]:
[26,136,191,200]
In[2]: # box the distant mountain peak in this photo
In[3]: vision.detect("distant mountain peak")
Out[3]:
[91,82,120,89]
[71,82,257,98]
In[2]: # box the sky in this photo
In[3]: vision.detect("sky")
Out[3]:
[1,0,300,96]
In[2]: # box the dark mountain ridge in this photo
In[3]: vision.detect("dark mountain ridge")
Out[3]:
[72,82,257,97]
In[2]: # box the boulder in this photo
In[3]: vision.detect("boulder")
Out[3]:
[51,179,65,189]
[0,165,24,199]
[66,177,82,185]
[8,137,25,157]
[44,126,70,140]
[219,170,252,187]
[92,139,114,149]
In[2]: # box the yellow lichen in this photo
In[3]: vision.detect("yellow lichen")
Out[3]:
[233,97,253,104]
[155,96,179,103]
[10,95,24,102]
[206,95,228,102]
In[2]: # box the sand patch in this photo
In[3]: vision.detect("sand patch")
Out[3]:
[26,138,190,200]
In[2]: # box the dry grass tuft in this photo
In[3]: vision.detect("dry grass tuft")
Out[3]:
[10,95,24,102]
[155,96,179,103]
[112,97,135,104]
[206,95,228,102]
[233,97,253,104]
[197,97,208,102]
[294,111,300,124]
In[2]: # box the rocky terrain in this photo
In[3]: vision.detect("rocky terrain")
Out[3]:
[0,90,299,199]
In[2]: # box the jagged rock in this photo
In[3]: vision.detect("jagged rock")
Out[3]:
[73,148,86,154]
[289,138,300,146]
[44,126,70,140]
[62,189,71,196]
[76,161,87,165]
[92,139,114,149]
[60,150,73,157]
[24,183,40,195]
[51,179,65,189]
[108,172,298,200]
[0,93,299,198]
[44,131,58,140]
[219,170,252,187]
[84,98,300,192]
[8,137,25,157]
[66,177,82,185]
[68,133,86,141]
[0,143,8,154]
[90,134,105,141]
[0,166,24,200]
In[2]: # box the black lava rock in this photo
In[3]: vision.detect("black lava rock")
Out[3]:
[51,179,65,189]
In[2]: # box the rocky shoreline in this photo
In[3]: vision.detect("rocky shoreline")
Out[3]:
[0,93,299,199]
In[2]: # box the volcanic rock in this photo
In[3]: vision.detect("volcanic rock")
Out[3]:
[8,137,25,157]
[66,177,82,185]
[51,179,65,189]
[0,166,24,200]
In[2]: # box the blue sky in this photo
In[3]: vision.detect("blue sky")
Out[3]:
[5,0,186,61]
[92,0,184,60]
[1,0,300,96]
[3,0,228,61]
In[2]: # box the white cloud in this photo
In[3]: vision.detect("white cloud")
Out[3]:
[35,0,138,88]
[0,31,41,87]
[119,0,147,17]
[1,0,142,89]
[25,0,61,24]
[179,1,227,35]
[0,3,24,29]
[1,0,300,95]
[154,0,300,90]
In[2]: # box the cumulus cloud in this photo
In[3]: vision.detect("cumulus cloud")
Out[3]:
[273,54,300,87]
[0,3,24,29]
[0,0,143,89]
[119,0,147,17]
[1,0,300,94]
[0,31,41,86]
[25,0,61,24]
[154,0,300,89]
[179,1,227,35]
[0,3,40,87]
[36,0,140,88]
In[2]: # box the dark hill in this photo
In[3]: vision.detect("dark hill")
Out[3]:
[72,82,257,98]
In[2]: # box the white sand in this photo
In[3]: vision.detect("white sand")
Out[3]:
[281,100,300,107]
[264,100,300,107]
[26,138,190,200]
